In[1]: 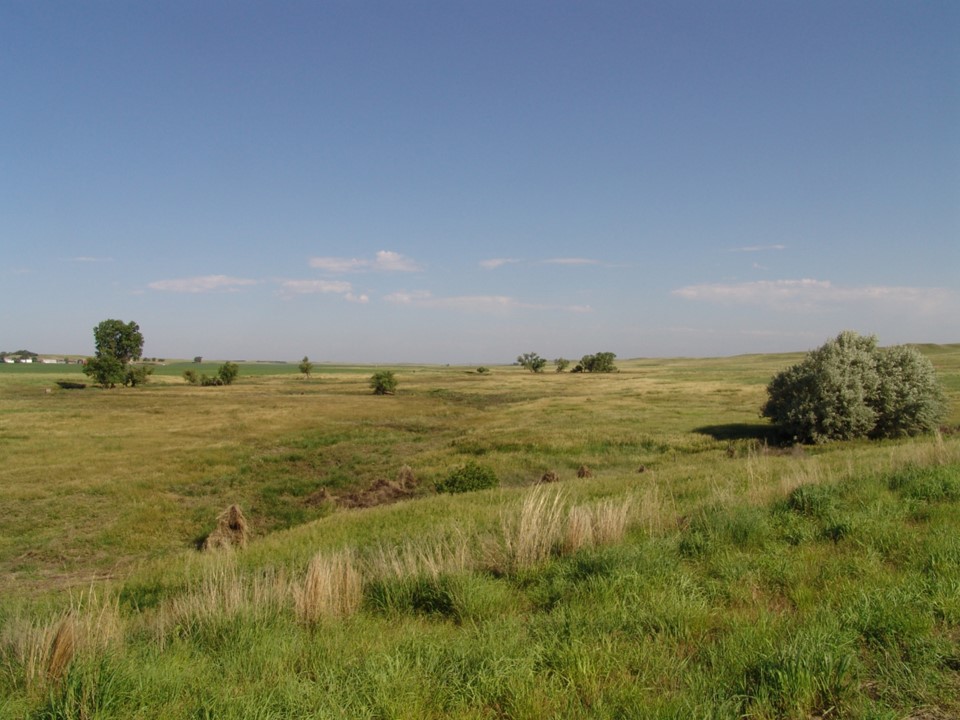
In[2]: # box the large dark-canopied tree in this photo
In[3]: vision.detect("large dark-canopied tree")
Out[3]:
[83,319,145,388]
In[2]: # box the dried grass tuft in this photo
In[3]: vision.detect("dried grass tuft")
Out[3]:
[564,505,595,553]
[202,504,249,551]
[366,533,473,581]
[46,615,77,682]
[494,486,567,573]
[591,497,632,545]
[0,588,124,694]
[635,482,667,536]
[539,470,560,484]
[396,464,416,488]
[564,497,632,553]
[576,465,593,478]
[294,550,363,623]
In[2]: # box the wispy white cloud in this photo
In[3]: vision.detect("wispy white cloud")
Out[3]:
[372,250,421,272]
[673,279,954,312]
[276,279,370,303]
[278,279,353,295]
[306,257,365,273]
[480,257,609,270]
[148,275,259,293]
[383,290,434,305]
[385,290,591,314]
[726,244,787,253]
[309,250,421,273]
[542,257,603,266]
[479,258,521,270]
[67,256,114,263]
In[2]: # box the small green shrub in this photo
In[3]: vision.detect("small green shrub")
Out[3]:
[370,370,397,395]
[123,365,153,387]
[190,362,241,387]
[435,461,498,494]
[217,361,239,385]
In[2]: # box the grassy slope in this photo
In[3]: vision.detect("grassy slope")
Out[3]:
[1,347,958,718]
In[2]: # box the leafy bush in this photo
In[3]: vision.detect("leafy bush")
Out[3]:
[578,352,617,373]
[216,362,240,385]
[370,370,398,395]
[435,461,499,494]
[762,332,946,443]
[123,365,153,387]
[299,356,313,377]
[516,352,546,373]
[872,345,948,438]
[184,362,240,386]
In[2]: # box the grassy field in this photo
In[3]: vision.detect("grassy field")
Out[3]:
[1,348,959,718]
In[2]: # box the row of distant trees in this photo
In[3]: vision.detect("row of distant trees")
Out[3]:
[517,351,618,373]
[0,350,39,360]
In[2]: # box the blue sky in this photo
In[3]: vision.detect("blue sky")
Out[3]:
[2,1,957,363]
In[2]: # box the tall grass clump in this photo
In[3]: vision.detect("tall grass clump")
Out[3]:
[564,497,633,553]
[294,549,363,623]
[364,533,474,581]
[494,487,567,574]
[0,590,123,700]
[153,560,289,649]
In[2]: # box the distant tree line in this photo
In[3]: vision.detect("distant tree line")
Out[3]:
[0,349,39,359]
[517,351,617,374]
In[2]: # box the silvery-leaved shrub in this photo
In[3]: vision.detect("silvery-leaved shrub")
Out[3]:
[762,331,946,444]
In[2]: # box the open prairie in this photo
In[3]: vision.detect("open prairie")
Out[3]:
[1,348,959,718]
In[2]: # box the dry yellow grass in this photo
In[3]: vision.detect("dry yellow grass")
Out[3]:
[364,533,474,581]
[293,550,363,623]
[494,487,567,573]
[0,589,122,696]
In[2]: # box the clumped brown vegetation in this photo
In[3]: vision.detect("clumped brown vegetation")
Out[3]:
[202,504,250,550]
[337,466,419,508]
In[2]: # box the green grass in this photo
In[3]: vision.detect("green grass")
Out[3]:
[1,347,959,718]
